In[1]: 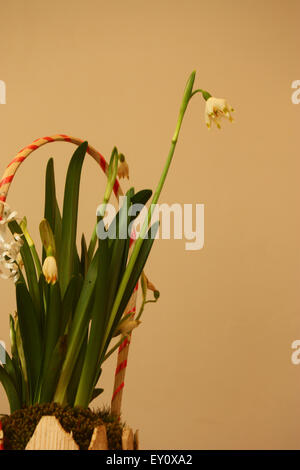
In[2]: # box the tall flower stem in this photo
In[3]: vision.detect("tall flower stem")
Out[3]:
[99,71,197,356]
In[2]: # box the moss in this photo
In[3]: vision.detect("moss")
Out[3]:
[1,403,124,450]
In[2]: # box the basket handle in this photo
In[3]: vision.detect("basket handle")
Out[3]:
[0,134,123,219]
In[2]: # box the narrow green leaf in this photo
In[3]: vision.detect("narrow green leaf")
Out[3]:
[44,158,63,265]
[61,274,83,335]
[66,332,87,406]
[54,201,62,264]
[87,226,97,264]
[16,282,43,401]
[117,221,160,321]
[0,366,21,413]
[73,250,81,278]
[130,189,153,206]
[20,218,42,277]
[44,158,57,240]
[39,219,56,257]
[101,221,159,360]
[80,234,88,277]
[9,220,41,320]
[107,191,132,310]
[59,141,88,295]
[0,342,19,395]
[14,314,29,404]
[42,282,62,374]
[9,315,23,398]
[39,335,67,403]
[38,274,47,333]
[10,314,19,365]
[89,387,104,404]
[53,249,98,404]
[74,237,111,407]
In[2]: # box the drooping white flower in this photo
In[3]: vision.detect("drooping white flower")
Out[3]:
[0,202,18,243]
[0,203,22,282]
[42,255,58,284]
[205,97,234,129]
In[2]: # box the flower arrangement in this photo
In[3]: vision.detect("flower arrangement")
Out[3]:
[0,71,233,448]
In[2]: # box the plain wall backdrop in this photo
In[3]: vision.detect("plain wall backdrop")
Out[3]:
[0,0,299,449]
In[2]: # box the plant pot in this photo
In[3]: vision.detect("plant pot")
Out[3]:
[23,416,138,450]
[0,404,139,450]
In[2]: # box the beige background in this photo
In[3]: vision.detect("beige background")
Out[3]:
[0,0,299,449]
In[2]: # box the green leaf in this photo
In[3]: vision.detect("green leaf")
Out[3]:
[65,332,87,406]
[74,237,111,407]
[87,226,97,265]
[75,192,153,407]
[80,234,88,277]
[34,281,61,403]
[119,221,159,317]
[107,191,133,309]
[14,314,29,404]
[9,314,18,364]
[75,190,139,407]
[53,249,98,404]
[20,218,42,277]
[61,274,83,335]
[89,387,104,404]
[59,141,88,295]
[0,342,19,395]
[54,201,62,265]
[0,365,21,413]
[39,219,56,257]
[16,282,43,402]
[130,189,152,207]
[38,274,47,332]
[9,315,23,398]
[44,159,57,241]
[39,335,67,403]
[44,158,63,265]
[42,282,62,374]
[9,220,41,321]
[102,221,160,358]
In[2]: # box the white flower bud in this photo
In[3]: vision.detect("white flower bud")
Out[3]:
[114,319,141,338]
[42,256,58,284]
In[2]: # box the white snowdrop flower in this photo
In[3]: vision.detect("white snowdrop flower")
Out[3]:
[0,203,22,282]
[205,97,234,129]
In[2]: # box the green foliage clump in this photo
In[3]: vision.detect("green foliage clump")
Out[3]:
[0,144,156,412]
[1,403,123,450]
